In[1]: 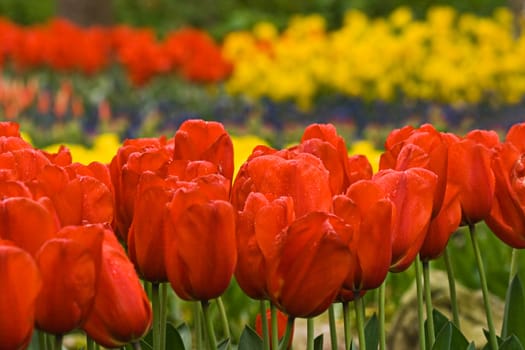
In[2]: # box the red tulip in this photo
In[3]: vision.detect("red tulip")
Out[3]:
[297,123,354,194]
[235,193,295,299]
[333,179,393,300]
[265,212,352,318]
[486,123,525,248]
[373,168,437,272]
[164,184,236,301]
[34,224,103,334]
[0,197,59,256]
[380,123,449,217]
[109,136,172,240]
[173,119,234,181]
[232,151,332,217]
[0,240,42,350]
[83,229,152,348]
[447,131,497,225]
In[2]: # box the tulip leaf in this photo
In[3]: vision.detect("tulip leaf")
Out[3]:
[432,322,469,350]
[499,335,525,350]
[218,338,231,350]
[314,334,324,350]
[502,275,525,345]
[176,323,192,350]
[166,322,186,350]
[467,342,477,350]
[238,325,263,350]
[364,313,379,350]
[140,330,153,350]
[433,309,450,336]
[482,329,504,349]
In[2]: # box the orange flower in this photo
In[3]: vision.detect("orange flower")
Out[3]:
[173,119,234,181]
[34,224,103,334]
[486,123,525,248]
[333,179,393,300]
[83,229,152,348]
[0,240,42,350]
[164,183,236,301]
[374,168,437,272]
[447,130,497,225]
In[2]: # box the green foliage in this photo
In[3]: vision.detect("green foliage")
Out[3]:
[364,314,379,350]
[502,276,525,346]
[238,325,263,350]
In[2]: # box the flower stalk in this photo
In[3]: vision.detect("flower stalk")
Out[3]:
[443,246,460,328]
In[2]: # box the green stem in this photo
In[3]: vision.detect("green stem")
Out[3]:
[415,258,427,350]
[217,296,231,348]
[279,316,295,350]
[54,334,63,350]
[354,294,367,350]
[307,317,314,350]
[271,304,279,350]
[151,283,161,350]
[343,301,352,350]
[86,336,95,350]
[160,283,168,350]
[509,248,519,285]
[38,330,47,350]
[194,302,203,350]
[469,223,499,350]
[328,304,338,350]
[378,281,387,350]
[260,300,270,350]
[443,246,461,329]
[423,260,435,347]
[201,300,218,350]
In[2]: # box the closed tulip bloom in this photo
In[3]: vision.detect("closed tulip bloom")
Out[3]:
[0,197,59,257]
[174,119,234,181]
[235,193,295,299]
[333,180,393,300]
[109,136,172,240]
[486,123,525,248]
[232,152,332,217]
[35,225,103,334]
[83,229,152,348]
[266,212,352,318]
[0,240,42,350]
[373,168,437,272]
[447,131,496,225]
[297,123,354,194]
[380,123,449,217]
[165,184,236,301]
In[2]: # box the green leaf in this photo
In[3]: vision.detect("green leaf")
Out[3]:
[314,334,324,350]
[349,339,357,350]
[177,322,192,350]
[482,328,504,349]
[364,313,379,350]
[166,322,186,350]
[433,309,450,336]
[238,325,263,350]
[218,338,231,350]
[432,322,469,350]
[140,329,153,350]
[467,342,477,350]
[500,335,525,350]
[502,275,525,345]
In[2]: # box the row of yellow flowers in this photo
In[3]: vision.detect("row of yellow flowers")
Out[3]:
[222,6,525,109]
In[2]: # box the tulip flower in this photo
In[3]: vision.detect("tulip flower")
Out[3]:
[0,240,42,350]
[0,197,59,257]
[486,123,525,248]
[34,224,103,335]
[265,212,352,318]
[333,179,393,299]
[83,229,152,348]
[109,136,173,240]
[164,184,236,301]
[173,119,234,181]
[447,130,497,225]
[373,168,438,272]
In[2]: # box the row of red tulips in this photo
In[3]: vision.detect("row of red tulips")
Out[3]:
[1,118,524,349]
[0,17,232,85]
